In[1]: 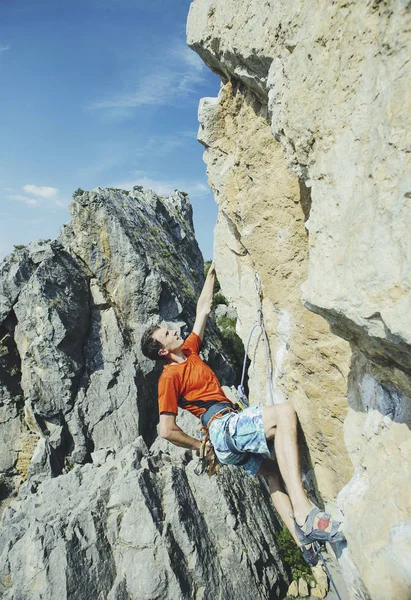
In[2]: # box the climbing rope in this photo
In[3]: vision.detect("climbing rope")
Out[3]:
[238,272,275,406]
[235,276,344,599]
[313,542,343,600]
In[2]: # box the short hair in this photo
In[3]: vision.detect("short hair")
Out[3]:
[141,324,163,360]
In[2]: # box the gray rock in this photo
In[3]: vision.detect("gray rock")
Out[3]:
[0,435,288,600]
[0,188,238,485]
[0,240,53,323]
[0,187,281,600]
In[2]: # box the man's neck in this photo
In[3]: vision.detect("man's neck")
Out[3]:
[167,350,187,365]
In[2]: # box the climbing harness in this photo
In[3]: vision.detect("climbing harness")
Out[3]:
[194,403,239,476]
[238,272,275,406]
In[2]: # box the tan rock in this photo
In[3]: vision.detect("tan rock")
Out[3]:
[298,577,309,597]
[204,82,352,500]
[287,580,299,598]
[16,430,40,481]
[311,586,327,599]
[311,564,328,594]
[188,1,411,598]
[189,0,411,369]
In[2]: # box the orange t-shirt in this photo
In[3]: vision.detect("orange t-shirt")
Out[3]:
[158,332,229,419]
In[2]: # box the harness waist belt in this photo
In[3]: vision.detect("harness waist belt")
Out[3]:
[200,401,235,427]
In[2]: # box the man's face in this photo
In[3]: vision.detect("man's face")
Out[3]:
[152,327,184,357]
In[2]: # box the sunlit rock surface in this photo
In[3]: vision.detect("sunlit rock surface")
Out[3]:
[188,1,411,598]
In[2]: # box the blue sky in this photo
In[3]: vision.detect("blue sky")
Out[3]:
[0,0,220,261]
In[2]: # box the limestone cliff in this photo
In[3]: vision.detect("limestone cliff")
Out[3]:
[0,187,293,599]
[187,1,411,599]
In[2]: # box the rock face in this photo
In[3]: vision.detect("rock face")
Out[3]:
[197,81,352,504]
[0,188,289,599]
[0,429,288,600]
[187,1,411,599]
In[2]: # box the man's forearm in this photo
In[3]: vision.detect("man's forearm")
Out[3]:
[197,264,216,315]
[163,424,201,451]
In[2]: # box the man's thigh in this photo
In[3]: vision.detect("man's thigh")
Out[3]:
[209,407,275,476]
[230,405,274,455]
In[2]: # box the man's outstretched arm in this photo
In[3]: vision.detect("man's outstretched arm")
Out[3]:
[193,262,216,341]
[159,413,201,452]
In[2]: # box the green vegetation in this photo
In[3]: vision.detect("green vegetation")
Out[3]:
[216,313,244,379]
[213,292,228,306]
[13,244,26,251]
[72,188,85,198]
[277,526,312,581]
[49,298,63,309]
[9,365,20,377]
[204,260,229,308]
[64,456,74,472]
[108,187,130,195]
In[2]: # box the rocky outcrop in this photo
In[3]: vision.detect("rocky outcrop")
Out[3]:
[197,81,352,504]
[0,425,289,600]
[187,1,411,599]
[0,241,57,500]
[0,188,291,599]
[0,187,233,489]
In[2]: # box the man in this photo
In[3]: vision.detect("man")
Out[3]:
[141,263,344,566]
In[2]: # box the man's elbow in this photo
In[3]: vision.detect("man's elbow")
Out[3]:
[159,425,173,440]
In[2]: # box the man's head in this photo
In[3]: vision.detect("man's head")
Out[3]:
[141,324,184,361]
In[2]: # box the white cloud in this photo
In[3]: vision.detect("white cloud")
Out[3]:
[172,45,205,72]
[23,184,58,199]
[54,199,69,209]
[113,171,211,200]
[3,187,13,192]
[8,194,39,206]
[0,45,10,52]
[89,41,206,113]
[134,131,197,158]
[91,72,175,110]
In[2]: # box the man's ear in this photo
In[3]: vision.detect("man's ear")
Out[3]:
[158,348,169,358]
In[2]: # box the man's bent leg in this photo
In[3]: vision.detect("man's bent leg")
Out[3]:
[262,404,312,525]
[258,458,319,567]
[262,404,344,545]
[257,458,302,546]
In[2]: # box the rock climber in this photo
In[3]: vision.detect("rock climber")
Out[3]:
[141,262,345,566]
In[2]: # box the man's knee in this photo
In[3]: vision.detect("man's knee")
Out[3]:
[277,403,297,424]
[262,406,277,438]
[263,404,297,437]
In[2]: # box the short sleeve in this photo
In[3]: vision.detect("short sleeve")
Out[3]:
[158,373,180,415]
[182,332,201,355]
